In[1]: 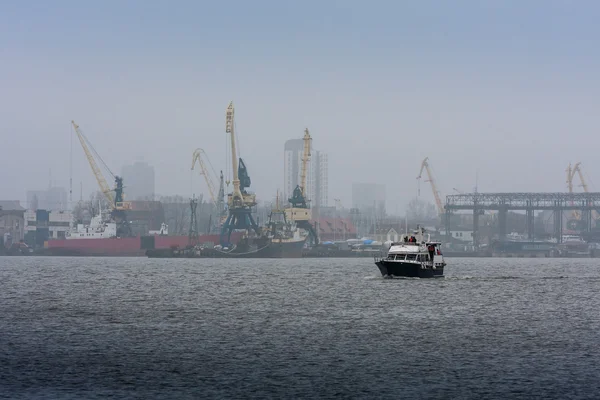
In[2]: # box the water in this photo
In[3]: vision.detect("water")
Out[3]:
[1,257,599,399]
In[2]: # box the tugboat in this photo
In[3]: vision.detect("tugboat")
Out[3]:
[374,227,446,278]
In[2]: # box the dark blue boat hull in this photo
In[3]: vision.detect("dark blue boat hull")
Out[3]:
[375,260,444,278]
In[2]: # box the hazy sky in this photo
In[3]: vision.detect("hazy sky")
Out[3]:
[1,0,599,212]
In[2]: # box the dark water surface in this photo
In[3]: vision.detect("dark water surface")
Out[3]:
[1,257,600,399]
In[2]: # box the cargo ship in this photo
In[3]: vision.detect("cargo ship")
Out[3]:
[39,210,242,257]
[146,202,307,259]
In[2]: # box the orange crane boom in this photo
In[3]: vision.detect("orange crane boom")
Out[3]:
[417,157,444,215]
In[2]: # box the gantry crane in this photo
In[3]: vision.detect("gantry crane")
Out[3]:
[71,120,132,236]
[286,128,319,245]
[220,101,260,246]
[417,157,444,215]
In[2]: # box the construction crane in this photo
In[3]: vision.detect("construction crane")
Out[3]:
[71,120,132,236]
[417,157,444,215]
[220,101,259,246]
[286,128,319,245]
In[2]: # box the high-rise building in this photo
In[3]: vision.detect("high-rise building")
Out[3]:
[352,183,386,218]
[121,161,155,201]
[283,139,328,210]
[26,187,68,211]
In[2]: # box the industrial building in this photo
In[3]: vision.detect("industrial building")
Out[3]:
[283,138,329,211]
[0,200,25,245]
[121,161,156,200]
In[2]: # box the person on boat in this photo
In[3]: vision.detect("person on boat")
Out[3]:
[427,244,435,261]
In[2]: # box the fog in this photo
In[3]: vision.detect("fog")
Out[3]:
[1,0,599,212]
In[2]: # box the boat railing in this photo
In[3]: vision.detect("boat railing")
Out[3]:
[374,254,445,268]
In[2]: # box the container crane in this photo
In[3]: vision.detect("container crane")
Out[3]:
[286,128,319,245]
[220,101,260,246]
[417,157,444,215]
[71,120,132,236]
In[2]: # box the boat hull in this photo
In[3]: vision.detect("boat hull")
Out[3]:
[375,260,444,278]
[147,237,307,258]
[41,233,242,257]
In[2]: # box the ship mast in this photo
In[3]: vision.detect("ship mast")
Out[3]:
[226,101,243,207]
[300,128,312,199]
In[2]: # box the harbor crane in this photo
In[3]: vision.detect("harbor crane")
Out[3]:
[417,157,444,215]
[286,128,319,245]
[220,101,260,246]
[71,120,132,236]
[191,148,226,225]
[566,162,597,229]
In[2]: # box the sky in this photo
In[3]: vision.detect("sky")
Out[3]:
[1,0,600,212]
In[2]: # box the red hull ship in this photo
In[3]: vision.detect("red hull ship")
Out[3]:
[42,233,243,257]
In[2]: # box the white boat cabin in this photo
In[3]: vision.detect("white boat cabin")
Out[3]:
[383,227,445,267]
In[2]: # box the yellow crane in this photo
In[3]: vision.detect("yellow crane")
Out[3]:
[567,162,595,222]
[417,157,444,215]
[72,120,114,205]
[567,162,589,193]
[225,101,256,209]
[300,128,312,200]
[286,128,312,219]
[71,120,130,211]
[191,148,219,206]
[191,148,227,225]
[285,128,318,245]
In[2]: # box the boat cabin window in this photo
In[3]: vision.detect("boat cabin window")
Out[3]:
[406,254,417,261]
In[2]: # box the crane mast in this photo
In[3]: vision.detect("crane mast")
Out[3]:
[417,157,444,215]
[71,120,115,206]
[226,101,244,207]
[300,128,312,197]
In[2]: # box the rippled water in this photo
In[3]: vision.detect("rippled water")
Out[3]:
[1,257,599,399]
